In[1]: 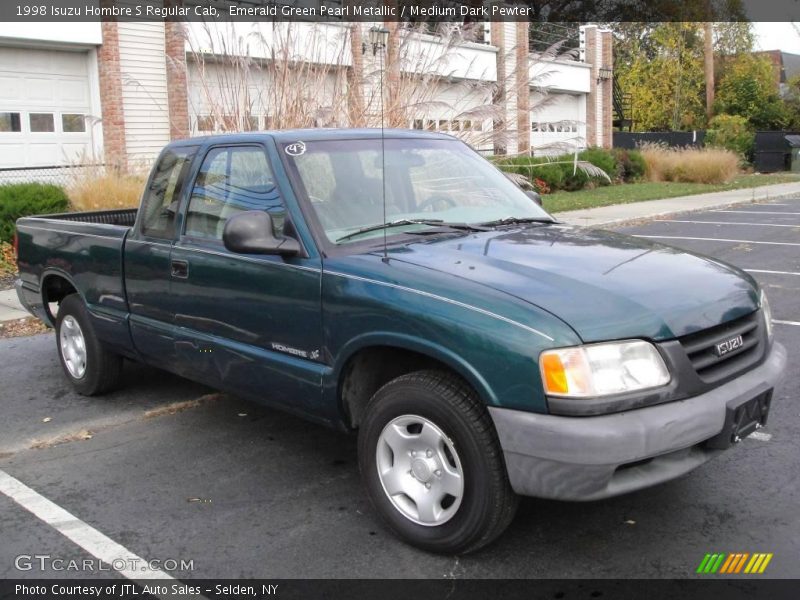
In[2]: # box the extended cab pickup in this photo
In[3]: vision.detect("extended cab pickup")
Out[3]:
[15,130,786,553]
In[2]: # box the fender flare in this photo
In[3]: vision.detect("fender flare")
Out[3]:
[330,331,499,408]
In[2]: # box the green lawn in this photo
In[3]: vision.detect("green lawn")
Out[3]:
[545,173,800,213]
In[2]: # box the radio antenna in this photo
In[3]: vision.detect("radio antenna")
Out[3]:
[369,27,391,264]
[380,42,388,263]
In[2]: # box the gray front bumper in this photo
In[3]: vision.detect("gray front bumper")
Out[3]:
[489,342,787,501]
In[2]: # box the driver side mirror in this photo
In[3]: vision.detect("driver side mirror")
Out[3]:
[223,210,301,256]
[526,190,543,207]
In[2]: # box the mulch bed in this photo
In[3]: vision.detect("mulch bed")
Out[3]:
[0,272,15,291]
[0,317,49,339]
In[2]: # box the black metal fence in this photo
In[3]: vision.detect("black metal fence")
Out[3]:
[613,131,705,149]
[613,130,800,173]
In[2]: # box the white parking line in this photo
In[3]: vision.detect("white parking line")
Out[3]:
[712,210,800,215]
[746,269,800,277]
[773,319,800,327]
[0,469,173,580]
[660,220,800,228]
[634,235,800,246]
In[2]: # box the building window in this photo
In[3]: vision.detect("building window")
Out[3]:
[412,119,424,130]
[0,112,21,132]
[245,115,260,131]
[29,113,55,132]
[222,115,237,130]
[197,115,215,132]
[62,114,86,133]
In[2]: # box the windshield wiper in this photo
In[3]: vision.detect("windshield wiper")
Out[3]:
[335,219,487,243]
[480,216,558,227]
[335,219,445,243]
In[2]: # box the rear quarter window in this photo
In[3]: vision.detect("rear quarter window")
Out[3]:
[140,147,197,239]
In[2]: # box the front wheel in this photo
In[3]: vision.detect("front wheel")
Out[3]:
[358,371,518,554]
[55,294,122,395]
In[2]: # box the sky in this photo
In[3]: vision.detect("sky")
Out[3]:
[753,22,800,54]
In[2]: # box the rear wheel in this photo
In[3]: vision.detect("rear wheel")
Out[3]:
[55,294,122,395]
[358,370,518,554]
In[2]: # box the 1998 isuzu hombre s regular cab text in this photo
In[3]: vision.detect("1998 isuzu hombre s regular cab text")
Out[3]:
[15,130,786,553]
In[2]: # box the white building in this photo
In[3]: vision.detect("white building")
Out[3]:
[0,18,613,181]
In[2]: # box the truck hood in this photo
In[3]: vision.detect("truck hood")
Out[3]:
[389,225,759,342]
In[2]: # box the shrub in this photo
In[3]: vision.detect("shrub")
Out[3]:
[496,152,612,192]
[705,114,755,162]
[560,165,590,191]
[578,147,617,184]
[0,183,69,244]
[66,166,146,212]
[639,143,739,184]
[532,177,550,195]
[611,148,647,182]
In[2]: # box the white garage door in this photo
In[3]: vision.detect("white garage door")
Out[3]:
[0,47,93,168]
[530,92,586,154]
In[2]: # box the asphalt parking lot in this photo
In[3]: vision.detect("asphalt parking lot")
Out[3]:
[0,198,798,580]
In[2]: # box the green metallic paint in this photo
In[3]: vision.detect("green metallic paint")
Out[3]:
[15,130,764,430]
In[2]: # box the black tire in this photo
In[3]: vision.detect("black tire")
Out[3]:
[55,294,123,396]
[358,370,518,554]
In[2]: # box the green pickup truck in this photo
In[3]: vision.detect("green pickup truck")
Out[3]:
[15,130,785,553]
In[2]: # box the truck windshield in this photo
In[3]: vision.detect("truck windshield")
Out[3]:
[281,137,551,245]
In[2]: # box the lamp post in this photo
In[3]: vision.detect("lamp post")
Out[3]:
[597,67,613,84]
[364,26,389,56]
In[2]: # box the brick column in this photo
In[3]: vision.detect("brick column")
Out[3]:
[583,25,597,148]
[515,22,530,154]
[491,22,507,155]
[346,21,366,127]
[384,17,401,128]
[165,22,190,140]
[600,30,613,149]
[97,22,127,170]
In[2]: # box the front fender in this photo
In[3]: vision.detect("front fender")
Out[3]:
[328,331,500,407]
[321,260,581,418]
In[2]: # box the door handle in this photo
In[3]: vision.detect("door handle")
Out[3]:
[171,259,189,279]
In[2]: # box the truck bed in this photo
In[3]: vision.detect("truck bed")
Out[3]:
[23,208,138,227]
[15,208,138,329]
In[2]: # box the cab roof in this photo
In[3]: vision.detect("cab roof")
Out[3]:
[168,128,456,148]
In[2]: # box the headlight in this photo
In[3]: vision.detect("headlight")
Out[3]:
[540,340,670,398]
[760,289,773,341]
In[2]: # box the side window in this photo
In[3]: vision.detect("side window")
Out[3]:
[140,147,197,239]
[184,146,285,240]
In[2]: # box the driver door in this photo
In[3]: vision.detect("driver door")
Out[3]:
[169,143,324,416]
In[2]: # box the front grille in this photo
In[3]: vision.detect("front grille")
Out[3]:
[679,310,765,384]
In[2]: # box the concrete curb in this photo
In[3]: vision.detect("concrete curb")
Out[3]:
[555,182,800,228]
[0,288,27,323]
